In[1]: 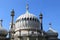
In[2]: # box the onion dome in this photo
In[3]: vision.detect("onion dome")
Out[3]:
[15,4,40,31]
[0,20,8,36]
[47,23,58,37]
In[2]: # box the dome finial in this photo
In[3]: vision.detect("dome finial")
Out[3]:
[49,22,58,33]
[26,4,29,12]
[49,23,52,30]
[0,19,3,27]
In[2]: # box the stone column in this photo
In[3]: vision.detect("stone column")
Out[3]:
[27,37,29,40]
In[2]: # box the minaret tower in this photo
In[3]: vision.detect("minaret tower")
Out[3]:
[39,13,43,31]
[39,13,43,35]
[11,9,15,28]
[9,9,15,40]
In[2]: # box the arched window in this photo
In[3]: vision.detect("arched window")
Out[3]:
[33,18,34,21]
[26,18,29,20]
[35,18,36,22]
[22,18,24,20]
[37,19,39,22]
[30,18,32,20]
[23,18,26,20]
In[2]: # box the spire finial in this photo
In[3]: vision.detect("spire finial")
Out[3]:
[49,23,52,29]
[49,23,58,33]
[26,4,29,11]
[0,19,3,27]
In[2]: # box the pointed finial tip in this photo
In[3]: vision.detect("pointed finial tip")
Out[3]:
[26,4,29,11]
[49,23,51,25]
[49,22,52,29]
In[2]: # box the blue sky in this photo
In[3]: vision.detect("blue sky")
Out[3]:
[0,0,60,38]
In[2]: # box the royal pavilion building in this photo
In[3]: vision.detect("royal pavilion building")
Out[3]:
[0,4,60,40]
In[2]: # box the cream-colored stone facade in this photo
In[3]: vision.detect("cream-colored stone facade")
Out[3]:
[0,4,59,40]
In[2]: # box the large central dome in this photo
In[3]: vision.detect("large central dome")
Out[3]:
[15,4,40,31]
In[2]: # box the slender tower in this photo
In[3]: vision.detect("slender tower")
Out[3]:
[9,9,15,40]
[39,13,43,36]
[11,9,15,28]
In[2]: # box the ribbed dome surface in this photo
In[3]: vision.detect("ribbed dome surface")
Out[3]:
[47,27,58,36]
[0,20,8,36]
[0,26,8,36]
[15,4,40,31]
[15,10,40,31]
[16,11,38,21]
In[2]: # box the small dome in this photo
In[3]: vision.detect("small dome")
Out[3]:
[47,28,58,35]
[0,27,8,36]
[47,23,58,36]
[0,20,8,36]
